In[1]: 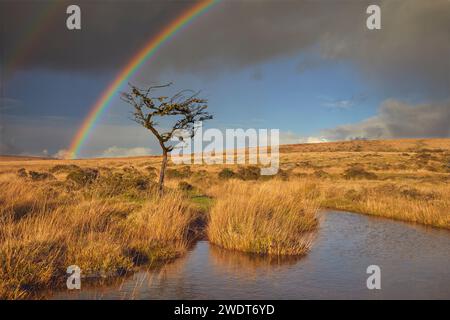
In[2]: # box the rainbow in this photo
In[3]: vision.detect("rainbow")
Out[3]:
[67,0,218,159]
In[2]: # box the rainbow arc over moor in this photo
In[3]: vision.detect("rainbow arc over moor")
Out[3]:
[67,0,218,159]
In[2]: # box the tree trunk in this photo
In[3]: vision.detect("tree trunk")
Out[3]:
[158,149,168,196]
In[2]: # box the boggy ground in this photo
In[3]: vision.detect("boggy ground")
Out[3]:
[0,138,449,299]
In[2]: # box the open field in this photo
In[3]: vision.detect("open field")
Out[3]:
[0,138,449,298]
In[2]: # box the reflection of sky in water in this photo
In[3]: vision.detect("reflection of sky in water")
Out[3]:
[52,211,450,300]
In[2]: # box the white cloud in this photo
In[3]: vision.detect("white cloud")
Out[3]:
[98,146,152,158]
[298,136,329,144]
[279,131,302,144]
[280,131,328,145]
[53,149,70,159]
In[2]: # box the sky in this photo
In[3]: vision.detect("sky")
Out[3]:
[0,0,449,158]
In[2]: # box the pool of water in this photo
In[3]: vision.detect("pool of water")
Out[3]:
[53,211,450,299]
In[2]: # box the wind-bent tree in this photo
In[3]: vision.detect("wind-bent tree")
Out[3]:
[122,83,212,196]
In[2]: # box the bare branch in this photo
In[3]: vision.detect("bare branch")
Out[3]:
[121,82,213,195]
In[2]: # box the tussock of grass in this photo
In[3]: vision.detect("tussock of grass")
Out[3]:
[124,192,198,243]
[207,180,319,256]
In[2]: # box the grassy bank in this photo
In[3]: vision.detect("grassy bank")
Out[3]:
[0,175,200,299]
[317,180,450,229]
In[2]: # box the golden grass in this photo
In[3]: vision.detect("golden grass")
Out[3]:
[207,180,319,255]
[0,138,449,298]
[0,178,199,299]
[317,180,450,229]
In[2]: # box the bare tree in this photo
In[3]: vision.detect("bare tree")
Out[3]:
[122,83,212,196]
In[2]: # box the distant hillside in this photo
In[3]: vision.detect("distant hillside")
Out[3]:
[280,138,450,153]
[0,155,54,161]
[1,138,449,163]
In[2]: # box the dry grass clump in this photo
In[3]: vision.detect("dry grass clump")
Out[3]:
[207,180,319,256]
[0,239,67,299]
[0,180,66,221]
[0,177,199,299]
[123,191,201,264]
[91,171,157,199]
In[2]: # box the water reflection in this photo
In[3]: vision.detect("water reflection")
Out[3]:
[51,211,450,300]
[209,244,302,277]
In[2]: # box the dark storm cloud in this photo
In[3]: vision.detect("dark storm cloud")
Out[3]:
[0,0,193,72]
[0,121,21,154]
[149,0,450,95]
[0,97,22,111]
[1,0,449,92]
[321,99,450,141]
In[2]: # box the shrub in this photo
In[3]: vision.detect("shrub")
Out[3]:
[29,171,56,181]
[218,168,235,179]
[275,168,289,180]
[166,166,191,179]
[352,145,363,152]
[66,168,99,186]
[443,159,450,173]
[399,187,436,201]
[49,164,80,174]
[95,172,156,197]
[17,168,27,178]
[236,166,260,180]
[414,152,438,163]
